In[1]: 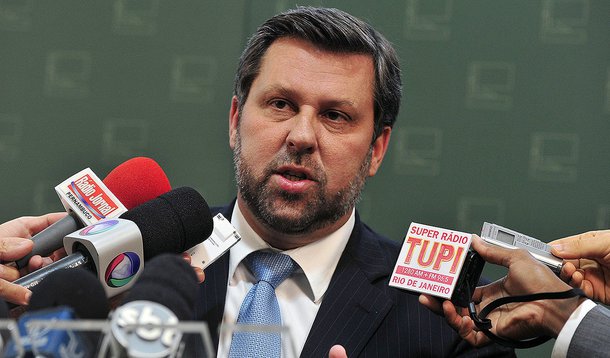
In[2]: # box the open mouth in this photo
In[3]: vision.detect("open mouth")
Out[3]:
[281,170,308,181]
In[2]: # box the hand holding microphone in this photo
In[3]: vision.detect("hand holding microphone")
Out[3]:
[0,213,67,305]
[14,186,214,298]
[15,157,172,269]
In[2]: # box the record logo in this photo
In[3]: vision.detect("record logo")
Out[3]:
[80,219,119,236]
[105,252,141,287]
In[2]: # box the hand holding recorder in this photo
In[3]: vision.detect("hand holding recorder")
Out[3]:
[419,235,585,347]
[551,230,610,305]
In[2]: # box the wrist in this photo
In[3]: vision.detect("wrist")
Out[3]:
[543,296,587,337]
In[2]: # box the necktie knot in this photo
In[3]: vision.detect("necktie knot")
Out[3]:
[245,251,296,288]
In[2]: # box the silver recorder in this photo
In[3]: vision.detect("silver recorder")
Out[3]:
[480,222,563,275]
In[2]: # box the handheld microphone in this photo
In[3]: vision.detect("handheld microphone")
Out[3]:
[14,187,213,298]
[106,253,199,358]
[16,157,172,269]
[28,268,110,319]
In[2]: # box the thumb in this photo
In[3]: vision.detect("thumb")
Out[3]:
[329,344,347,358]
[550,231,610,260]
[470,235,515,268]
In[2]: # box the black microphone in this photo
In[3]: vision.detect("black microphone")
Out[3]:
[5,268,110,357]
[28,267,110,319]
[14,187,213,297]
[105,253,200,357]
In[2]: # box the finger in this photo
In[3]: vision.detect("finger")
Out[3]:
[550,230,610,260]
[569,270,584,288]
[193,267,205,283]
[560,261,577,282]
[181,252,192,264]
[0,237,34,261]
[581,280,594,299]
[442,300,464,328]
[26,255,53,273]
[419,294,443,315]
[470,235,518,268]
[0,280,32,306]
[19,213,68,238]
[49,248,66,262]
[0,264,22,282]
[328,345,347,358]
[442,300,489,347]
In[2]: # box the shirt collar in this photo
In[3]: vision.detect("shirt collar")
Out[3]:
[228,202,355,303]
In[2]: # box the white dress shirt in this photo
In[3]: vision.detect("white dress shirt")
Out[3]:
[551,298,596,358]
[216,203,354,358]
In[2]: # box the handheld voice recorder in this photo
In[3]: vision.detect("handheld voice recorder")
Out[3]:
[480,222,563,275]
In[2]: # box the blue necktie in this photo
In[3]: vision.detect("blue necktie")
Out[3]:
[229,251,296,358]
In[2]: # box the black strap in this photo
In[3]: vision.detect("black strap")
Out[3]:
[469,287,587,349]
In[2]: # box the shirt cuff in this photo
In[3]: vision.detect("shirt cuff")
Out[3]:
[551,299,596,358]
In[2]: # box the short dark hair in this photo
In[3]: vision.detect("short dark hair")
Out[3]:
[233,6,402,140]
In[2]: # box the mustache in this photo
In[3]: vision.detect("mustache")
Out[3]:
[264,151,325,183]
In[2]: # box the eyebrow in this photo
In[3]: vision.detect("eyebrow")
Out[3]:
[261,84,357,109]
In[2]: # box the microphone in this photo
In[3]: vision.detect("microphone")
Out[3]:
[14,187,213,298]
[28,268,110,319]
[16,157,172,269]
[5,268,110,358]
[102,156,172,210]
[106,253,199,357]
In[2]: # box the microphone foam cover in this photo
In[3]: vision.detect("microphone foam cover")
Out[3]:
[123,253,199,321]
[103,157,172,209]
[120,187,213,259]
[0,299,8,319]
[28,268,110,319]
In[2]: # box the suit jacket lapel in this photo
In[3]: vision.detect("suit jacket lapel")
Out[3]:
[300,214,394,357]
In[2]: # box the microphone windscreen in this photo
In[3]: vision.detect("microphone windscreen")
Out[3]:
[103,157,172,209]
[123,253,199,321]
[121,187,213,258]
[0,298,8,319]
[28,268,110,319]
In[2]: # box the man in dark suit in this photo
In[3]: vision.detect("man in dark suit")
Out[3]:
[195,6,514,357]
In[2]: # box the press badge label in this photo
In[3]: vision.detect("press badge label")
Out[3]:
[389,223,472,299]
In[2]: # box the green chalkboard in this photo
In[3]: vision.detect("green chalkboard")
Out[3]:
[1,2,608,356]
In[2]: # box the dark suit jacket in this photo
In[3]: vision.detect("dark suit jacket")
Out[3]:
[195,202,515,357]
[568,304,610,358]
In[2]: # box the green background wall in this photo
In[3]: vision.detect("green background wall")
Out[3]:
[1,1,608,356]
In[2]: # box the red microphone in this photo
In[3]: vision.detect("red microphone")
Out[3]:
[103,157,172,209]
[15,157,172,269]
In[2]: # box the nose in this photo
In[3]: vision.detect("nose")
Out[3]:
[285,111,317,155]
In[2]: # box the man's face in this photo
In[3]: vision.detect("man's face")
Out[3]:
[230,37,391,246]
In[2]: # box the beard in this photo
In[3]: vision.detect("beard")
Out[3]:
[233,129,372,236]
